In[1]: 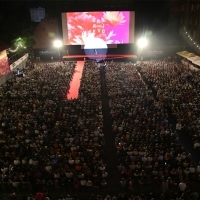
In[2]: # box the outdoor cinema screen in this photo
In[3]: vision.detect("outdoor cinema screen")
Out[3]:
[62,11,135,45]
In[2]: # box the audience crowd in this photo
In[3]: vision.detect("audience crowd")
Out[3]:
[0,62,75,191]
[0,58,200,200]
[0,60,108,200]
[138,60,200,152]
[105,60,200,200]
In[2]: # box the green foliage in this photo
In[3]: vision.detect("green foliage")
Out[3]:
[11,33,35,50]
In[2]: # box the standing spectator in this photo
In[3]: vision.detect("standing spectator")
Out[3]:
[161,180,168,194]
[178,180,186,194]
[176,122,182,132]
[120,178,127,188]
[196,165,200,174]
[27,194,35,200]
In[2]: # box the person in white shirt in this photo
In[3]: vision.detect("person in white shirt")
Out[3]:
[100,165,105,171]
[80,179,86,186]
[54,171,60,179]
[189,165,195,173]
[86,180,93,187]
[102,171,108,178]
[65,172,73,179]
[196,165,200,174]
[181,152,186,160]
[45,165,52,172]
[94,49,97,55]
[27,194,35,200]
[12,181,19,188]
[147,155,153,162]
[176,122,182,131]
[158,154,164,161]
[179,181,186,192]
[75,157,80,165]
[1,166,8,173]
[58,197,65,200]
[194,141,200,149]
[68,158,74,165]
[76,172,84,179]
[175,154,182,162]
[14,159,21,165]
[118,126,123,132]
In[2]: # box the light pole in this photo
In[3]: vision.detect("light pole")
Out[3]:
[53,39,63,61]
[137,38,148,62]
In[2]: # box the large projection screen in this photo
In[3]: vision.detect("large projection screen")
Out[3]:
[62,11,135,46]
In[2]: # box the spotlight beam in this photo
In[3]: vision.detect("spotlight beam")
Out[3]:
[137,38,148,48]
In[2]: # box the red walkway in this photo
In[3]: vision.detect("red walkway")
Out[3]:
[67,61,84,99]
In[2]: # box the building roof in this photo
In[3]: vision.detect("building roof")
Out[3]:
[33,17,58,49]
[0,41,10,52]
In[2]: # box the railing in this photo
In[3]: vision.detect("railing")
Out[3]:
[8,49,28,65]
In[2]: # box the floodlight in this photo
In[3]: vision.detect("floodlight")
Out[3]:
[53,39,63,48]
[137,38,148,48]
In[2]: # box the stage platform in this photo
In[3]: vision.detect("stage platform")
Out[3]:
[62,54,137,61]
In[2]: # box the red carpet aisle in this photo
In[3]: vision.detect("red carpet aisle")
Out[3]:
[67,61,84,99]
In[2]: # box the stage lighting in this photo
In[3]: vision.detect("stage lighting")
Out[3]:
[137,38,148,48]
[53,39,63,48]
[53,39,63,61]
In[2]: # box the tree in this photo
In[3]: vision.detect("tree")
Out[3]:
[12,29,36,49]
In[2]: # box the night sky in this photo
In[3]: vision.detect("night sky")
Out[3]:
[0,0,171,45]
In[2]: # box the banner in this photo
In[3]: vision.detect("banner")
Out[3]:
[181,59,199,71]
[10,53,28,71]
[0,50,10,77]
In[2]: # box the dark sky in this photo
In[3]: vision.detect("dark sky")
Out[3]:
[54,0,169,22]
[0,0,171,44]
[0,0,170,22]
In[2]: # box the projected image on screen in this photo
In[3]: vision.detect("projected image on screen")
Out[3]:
[66,11,130,45]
